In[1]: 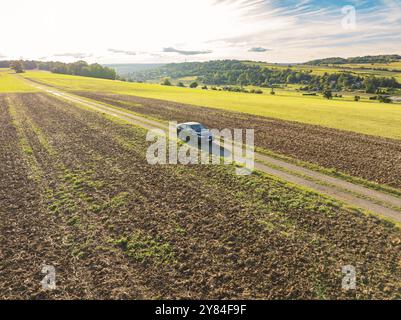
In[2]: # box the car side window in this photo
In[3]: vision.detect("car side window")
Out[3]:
[178,125,187,135]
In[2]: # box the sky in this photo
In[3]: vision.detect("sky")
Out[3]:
[1,0,401,64]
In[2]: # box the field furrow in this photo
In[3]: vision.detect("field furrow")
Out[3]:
[0,94,80,299]
[1,92,400,299]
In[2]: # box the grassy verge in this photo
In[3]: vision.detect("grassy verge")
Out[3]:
[256,147,401,198]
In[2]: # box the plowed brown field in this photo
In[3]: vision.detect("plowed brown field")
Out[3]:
[73,92,401,189]
[1,92,401,299]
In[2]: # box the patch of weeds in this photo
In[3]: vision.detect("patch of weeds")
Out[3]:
[87,192,130,214]
[67,215,80,226]
[313,277,328,300]
[22,144,33,155]
[279,230,292,238]
[45,187,76,216]
[109,192,130,209]
[112,232,175,265]
[95,245,117,253]
[235,191,247,199]
[113,134,143,152]
[57,168,105,208]
[172,221,186,235]
[89,204,103,214]
[71,242,90,260]
[257,219,275,232]
[62,171,86,191]
[87,180,104,189]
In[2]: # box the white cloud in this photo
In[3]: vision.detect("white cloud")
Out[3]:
[163,47,212,55]
[53,53,92,59]
[248,47,270,52]
[108,49,137,56]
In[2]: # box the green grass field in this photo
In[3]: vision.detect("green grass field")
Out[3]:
[21,70,401,140]
[0,69,39,93]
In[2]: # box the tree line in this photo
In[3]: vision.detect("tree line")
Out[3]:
[130,60,401,93]
[0,60,117,80]
[306,54,401,65]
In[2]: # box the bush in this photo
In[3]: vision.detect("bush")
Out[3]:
[189,82,198,88]
[161,78,172,86]
[323,89,333,99]
[378,95,392,103]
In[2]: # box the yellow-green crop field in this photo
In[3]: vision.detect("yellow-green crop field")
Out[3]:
[340,62,401,71]
[21,70,401,140]
[0,69,39,93]
[302,63,401,81]
[245,61,401,81]
[335,63,401,82]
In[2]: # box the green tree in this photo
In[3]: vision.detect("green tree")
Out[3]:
[189,82,198,88]
[238,73,248,87]
[10,60,25,73]
[363,76,378,93]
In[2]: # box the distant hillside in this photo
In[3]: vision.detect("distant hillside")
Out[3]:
[306,54,401,65]
[104,64,166,76]
[124,59,400,93]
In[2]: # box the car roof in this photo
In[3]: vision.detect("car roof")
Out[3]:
[178,122,202,126]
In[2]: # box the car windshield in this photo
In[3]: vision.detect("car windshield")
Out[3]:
[189,124,207,132]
